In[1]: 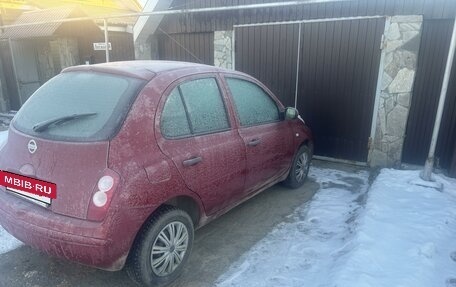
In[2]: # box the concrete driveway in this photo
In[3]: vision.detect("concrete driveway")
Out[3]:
[0,161,363,287]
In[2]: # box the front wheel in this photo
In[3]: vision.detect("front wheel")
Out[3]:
[126,206,194,287]
[283,145,312,189]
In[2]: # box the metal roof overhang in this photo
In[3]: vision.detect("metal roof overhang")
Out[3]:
[0,6,99,39]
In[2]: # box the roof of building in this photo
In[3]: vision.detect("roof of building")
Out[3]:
[0,0,141,34]
[0,0,142,11]
[0,6,100,39]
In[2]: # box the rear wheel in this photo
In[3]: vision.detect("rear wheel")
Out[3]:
[126,206,194,287]
[283,145,311,188]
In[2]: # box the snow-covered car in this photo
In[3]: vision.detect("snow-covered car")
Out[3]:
[0,61,313,286]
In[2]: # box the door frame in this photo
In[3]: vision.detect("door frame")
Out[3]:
[233,15,387,165]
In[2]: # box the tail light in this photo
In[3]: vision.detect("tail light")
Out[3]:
[87,169,120,222]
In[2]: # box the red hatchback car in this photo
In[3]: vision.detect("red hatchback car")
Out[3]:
[0,61,312,286]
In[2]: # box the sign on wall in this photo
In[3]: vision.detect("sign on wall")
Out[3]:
[93,42,112,51]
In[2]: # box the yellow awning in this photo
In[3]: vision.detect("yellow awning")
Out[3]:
[0,0,142,12]
[0,0,142,25]
[0,0,33,10]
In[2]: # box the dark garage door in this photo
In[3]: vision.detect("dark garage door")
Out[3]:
[235,17,385,162]
[158,32,214,65]
[234,24,300,108]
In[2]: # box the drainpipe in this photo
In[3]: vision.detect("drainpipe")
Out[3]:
[422,18,456,181]
[103,19,110,63]
[294,22,302,109]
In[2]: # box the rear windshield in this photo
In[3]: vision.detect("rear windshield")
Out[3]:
[13,71,145,141]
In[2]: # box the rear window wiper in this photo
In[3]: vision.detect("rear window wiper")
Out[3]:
[33,113,98,132]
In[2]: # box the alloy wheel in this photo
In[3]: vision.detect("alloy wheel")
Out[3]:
[295,152,309,182]
[150,221,189,277]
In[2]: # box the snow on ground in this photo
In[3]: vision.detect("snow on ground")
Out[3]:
[0,130,22,255]
[217,166,370,287]
[0,130,7,147]
[0,228,22,255]
[216,167,456,287]
[335,169,456,287]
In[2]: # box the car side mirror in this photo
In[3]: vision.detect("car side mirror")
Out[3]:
[285,107,298,120]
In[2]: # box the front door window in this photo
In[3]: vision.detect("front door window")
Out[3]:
[226,78,279,127]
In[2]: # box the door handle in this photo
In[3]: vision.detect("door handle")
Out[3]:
[248,138,261,147]
[183,156,202,167]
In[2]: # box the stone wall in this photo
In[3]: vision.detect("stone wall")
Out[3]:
[135,37,153,60]
[214,31,233,69]
[369,15,423,167]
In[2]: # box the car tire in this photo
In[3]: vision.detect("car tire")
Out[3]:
[126,206,194,287]
[283,145,312,189]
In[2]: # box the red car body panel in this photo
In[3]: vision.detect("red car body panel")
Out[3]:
[0,61,313,271]
[0,126,109,219]
[154,73,247,215]
[236,121,294,193]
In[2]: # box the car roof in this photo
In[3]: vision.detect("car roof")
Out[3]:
[62,60,237,81]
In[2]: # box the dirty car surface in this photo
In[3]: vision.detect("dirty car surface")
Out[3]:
[0,61,313,286]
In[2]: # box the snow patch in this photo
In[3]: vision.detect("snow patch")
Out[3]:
[334,169,456,287]
[216,167,456,287]
[0,129,21,254]
[0,227,22,255]
[0,130,7,149]
[216,166,370,287]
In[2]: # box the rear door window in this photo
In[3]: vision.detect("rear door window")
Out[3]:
[161,77,230,138]
[161,89,191,138]
[225,78,279,126]
[13,71,145,141]
[180,78,229,134]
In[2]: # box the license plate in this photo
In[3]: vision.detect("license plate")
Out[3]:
[0,170,56,207]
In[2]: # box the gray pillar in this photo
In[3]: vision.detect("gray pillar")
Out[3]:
[214,31,233,69]
[369,15,423,167]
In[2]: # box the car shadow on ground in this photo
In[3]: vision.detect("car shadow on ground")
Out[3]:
[0,161,365,287]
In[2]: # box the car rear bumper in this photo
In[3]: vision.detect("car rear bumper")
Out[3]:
[0,188,134,271]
